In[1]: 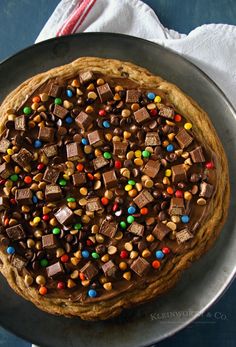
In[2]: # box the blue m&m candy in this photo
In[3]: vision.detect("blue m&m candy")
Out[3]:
[181,215,190,223]
[34,140,42,148]
[147,92,156,100]
[65,116,73,124]
[166,144,174,152]
[128,206,136,214]
[88,289,97,298]
[7,246,15,255]
[155,250,164,259]
[103,121,110,128]
[81,138,88,145]
[82,250,90,258]
[66,89,73,98]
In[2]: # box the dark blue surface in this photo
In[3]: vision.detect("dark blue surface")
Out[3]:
[0,1,235,346]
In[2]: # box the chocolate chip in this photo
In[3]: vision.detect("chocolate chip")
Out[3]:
[66,142,83,161]
[80,261,98,280]
[134,107,150,124]
[45,185,62,201]
[102,260,118,278]
[38,127,54,142]
[42,234,57,248]
[176,228,193,243]
[152,222,171,241]
[142,160,161,178]
[15,115,26,131]
[97,83,113,102]
[169,197,185,216]
[175,129,193,149]
[190,146,206,163]
[102,170,117,189]
[46,261,64,278]
[75,111,93,130]
[130,257,150,276]
[55,205,74,225]
[127,221,144,236]
[53,104,69,119]
[15,188,33,205]
[133,189,154,209]
[171,164,187,183]
[6,224,26,240]
[99,219,117,238]
[126,89,141,103]
[88,130,104,147]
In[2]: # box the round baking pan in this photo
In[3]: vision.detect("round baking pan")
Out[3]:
[0,33,235,347]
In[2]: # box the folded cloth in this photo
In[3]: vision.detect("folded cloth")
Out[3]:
[36,0,236,108]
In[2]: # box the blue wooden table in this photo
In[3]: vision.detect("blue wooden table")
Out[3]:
[0,1,235,346]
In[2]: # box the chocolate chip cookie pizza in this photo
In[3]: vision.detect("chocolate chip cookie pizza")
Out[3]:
[0,57,229,320]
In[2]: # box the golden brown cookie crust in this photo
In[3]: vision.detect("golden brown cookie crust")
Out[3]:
[0,57,229,320]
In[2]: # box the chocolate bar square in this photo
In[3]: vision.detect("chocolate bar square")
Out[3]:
[127,221,145,237]
[72,172,87,186]
[176,228,193,244]
[169,197,185,216]
[11,254,27,270]
[126,89,141,103]
[15,188,32,205]
[15,115,26,131]
[75,111,93,130]
[113,142,128,156]
[175,129,193,149]
[159,107,175,119]
[134,107,150,124]
[171,164,187,183]
[38,127,54,142]
[12,148,33,167]
[55,205,74,225]
[152,222,171,241]
[66,142,83,161]
[46,261,64,278]
[42,234,57,248]
[43,144,58,158]
[190,146,206,163]
[6,224,26,240]
[130,257,150,276]
[45,184,62,202]
[48,84,62,98]
[87,130,104,147]
[142,160,161,178]
[53,104,69,119]
[80,261,98,280]
[99,219,117,238]
[97,83,113,102]
[43,167,60,184]
[199,182,214,198]
[0,162,13,179]
[0,196,9,211]
[79,71,94,84]
[93,156,109,170]
[133,190,154,209]
[0,138,10,153]
[145,132,161,146]
[102,260,117,278]
[86,197,103,212]
[102,170,117,189]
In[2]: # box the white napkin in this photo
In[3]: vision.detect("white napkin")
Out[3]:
[36,0,236,108]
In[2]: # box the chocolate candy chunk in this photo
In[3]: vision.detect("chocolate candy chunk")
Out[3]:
[130,257,150,276]
[169,197,185,216]
[171,164,187,183]
[190,146,205,163]
[127,221,144,237]
[0,162,13,179]
[43,167,60,184]
[66,142,83,161]
[133,189,154,209]
[79,71,94,84]
[43,144,58,158]
[145,132,161,146]
[100,219,117,238]
[55,205,74,225]
[88,130,104,147]
[113,142,128,156]
[86,197,103,212]
[134,107,150,124]
[102,260,117,278]
[15,188,32,205]
[93,156,109,170]
[42,234,57,248]
[53,104,69,119]
[75,111,93,130]
[11,254,27,270]
[199,182,214,198]
[176,228,193,243]
[175,129,193,149]
[38,127,54,142]
[48,84,62,98]
[80,261,98,280]
[15,115,26,131]
[46,261,64,278]
[126,89,141,103]
[45,185,62,202]
[0,196,9,211]
[12,148,33,167]
[142,159,161,178]
[102,170,117,189]
[6,224,25,240]
[0,138,10,153]
[97,83,113,102]
[159,107,175,119]
[152,222,171,241]
[72,172,87,186]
